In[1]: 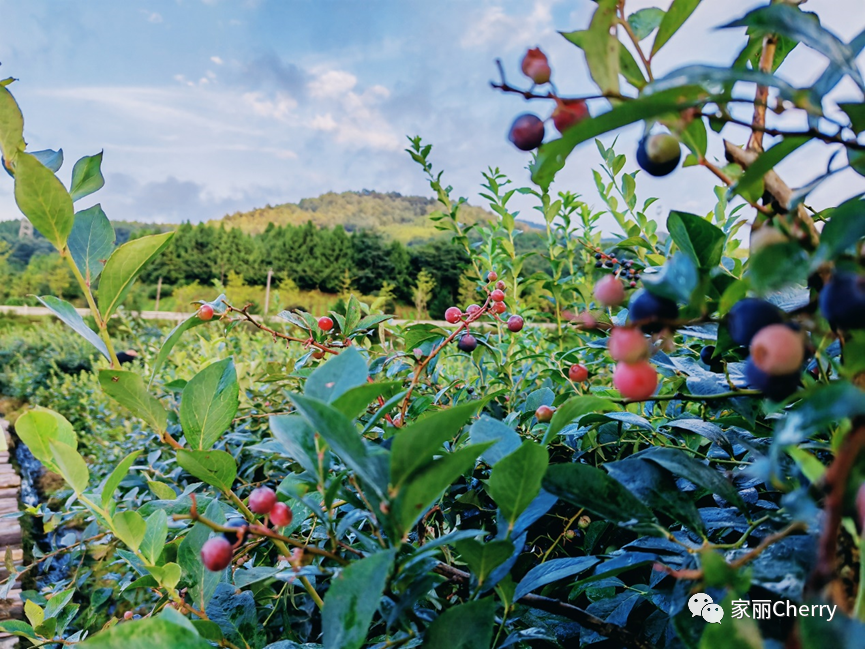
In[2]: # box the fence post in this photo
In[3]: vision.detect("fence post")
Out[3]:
[264,268,273,317]
[154,277,163,312]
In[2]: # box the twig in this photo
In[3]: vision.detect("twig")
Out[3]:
[613,389,762,405]
[221,302,344,355]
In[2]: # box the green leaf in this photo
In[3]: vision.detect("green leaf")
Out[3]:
[101,450,142,509]
[68,204,115,284]
[15,407,77,473]
[421,598,496,649]
[641,447,746,510]
[454,539,513,588]
[180,358,239,450]
[79,618,213,649]
[0,620,37,640]
[724,4,863,91]
[579,0,619,96]
[813,197,865,263]
[628,7,665,40]
[100,370,168,434]
[24,599,43,628]
[514,556,600,601]
[618,41,648,89]
[141,510,168,565]
[681,117,708,159]
[390,401,481,494]
[322,550,396,649]
[98,231,174,319]
[840,102,865,134]
[732,137,810,202]
[392,442,492,539]
[148,562,182,590]
[31,148,63,172]
[49,440,89,493]
[542,463,658,534]
[652,0,702,55]
[530,85,709,190]
[113,510,147,552]
[205,583,265,649]
[305,346,368,402]
[148,481,178,500]
[13,151,75,250]
[646,64,796,98]
[332,380,401,420]
[176,450,237,493]
[749,241,808,293]
[469,415,522,466]
[641,252,699,303]
[34,295,109,359]
[289,393,388,499]
[69,151,105,202]
[179,499,225,610]
[487,442,548,532]
[43,588,74,619]
[0,85,24,162]
[667,211,726,270]
[544,396,618,444]
[149,296,228,386]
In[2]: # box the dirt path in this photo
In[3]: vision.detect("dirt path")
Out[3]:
[0,419,22,648]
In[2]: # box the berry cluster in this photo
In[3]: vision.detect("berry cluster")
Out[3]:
[444,270,525,353]
[200,487,293,572]
[593,253,642,288]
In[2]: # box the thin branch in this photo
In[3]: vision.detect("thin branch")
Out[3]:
[221,302,344,355]
[748,34,778,152]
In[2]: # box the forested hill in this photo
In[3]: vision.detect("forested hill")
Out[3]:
[213,189,496,242]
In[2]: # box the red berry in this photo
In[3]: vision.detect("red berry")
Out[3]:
[495,280,506,291]
[552,98,589,133]
[608,327,649,363]
[444,307,462,324]
[521,48,551,84]
[613,361,658,401]
[507,315,524,332]
[508,114,545,151]
[123,611,134,620]
[487,271,498,282]
[270,502,293,528]
[492,301,507,314]
[568,364,589,382]
[594,276,625,307]
[312,350,325,360]
[750,325,804,375]
[249,487,277,514]
[318,316,334,332]
[491,289,505,302]
[198,304,214,321]
[535,405,555,423]
[630,281,637,288]
[201,536,233,571]
[466,304,482,315]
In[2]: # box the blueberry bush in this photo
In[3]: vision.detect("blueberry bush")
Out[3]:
[2,1,865,647]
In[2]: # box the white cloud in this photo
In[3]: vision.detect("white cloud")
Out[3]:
[310,113,338,131]
[307,70,357,98]
[461,0,563,49]
[210,56,224,65]
[242,91,298,121]
[142,10,163,24]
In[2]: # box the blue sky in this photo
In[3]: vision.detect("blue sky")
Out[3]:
[0,0,863,229]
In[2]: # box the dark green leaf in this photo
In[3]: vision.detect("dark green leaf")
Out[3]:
[421,598,496,649]
[178,499,225,610]
[641,252,699,303]
[98,231,174,319]
[667,211,725,270]
[0,620,37,640]
[99,369,167,434]
[69,151,105,202]
[101,450,142,509]
[34,295,109,359]
[652,0,702,55]
[68,204,114,283]
[543,463,658,534]
[514,556,600,601]
[270,415,321,477]
[322,550,395,649]
[205,583,266,649]
[332,380,401,420]
[176,450,237,492]
[180,358,239,450]
[454,539,513,587]
[749,241,808,293]
[305,347,368,402]
[813,196,865,263]
[469,415,522,466]
[14,151,74,250]
[390,401,481,494]
[732,137,810,202]
[641,447,746,510]
[841,102,865,134]
[544,396,618,444]
[488,441,549,532]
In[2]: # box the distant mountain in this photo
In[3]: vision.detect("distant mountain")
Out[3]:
[212,189,498,243]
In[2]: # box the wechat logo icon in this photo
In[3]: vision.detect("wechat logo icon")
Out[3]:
[688,593,724,624]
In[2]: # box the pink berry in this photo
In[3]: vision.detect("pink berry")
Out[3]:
[569,364,589,382]
[487,271,498,282]
[201,536,233,572]
[594,276,625,307]
[466,304,482,315]
[198,304,214,321]
[552,98,589,134]
[507,315,524,332]
[318,316,334,332]
[444,307,462,324]
[608,327,649,364]
[613,361,658,401]
[249,487,277,514]
[535,405,555,422]
[521,48,551,84]
[492,301,507,314]
[123,611,134,620]
[495,280,506,291]
[750,324,804,375]
[491,289,505,302]
[270,502,293,528]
